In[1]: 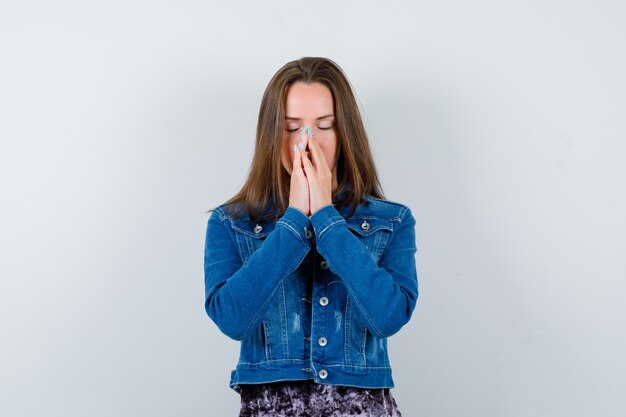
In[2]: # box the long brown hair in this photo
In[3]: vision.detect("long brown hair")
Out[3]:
[206,56,385,223]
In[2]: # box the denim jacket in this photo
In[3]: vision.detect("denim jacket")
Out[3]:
[203,195,419,393]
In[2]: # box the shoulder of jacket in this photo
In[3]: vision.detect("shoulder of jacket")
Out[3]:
[369,196,411,219]
[211,203,233,222]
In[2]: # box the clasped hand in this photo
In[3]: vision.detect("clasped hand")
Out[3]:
[288,128,333,217]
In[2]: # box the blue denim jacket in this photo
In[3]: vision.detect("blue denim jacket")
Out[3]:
[203,195,419,393]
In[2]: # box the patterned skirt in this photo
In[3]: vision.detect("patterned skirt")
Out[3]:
[238,379,403,417]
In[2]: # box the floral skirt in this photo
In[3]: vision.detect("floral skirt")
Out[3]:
[238,379,403,417]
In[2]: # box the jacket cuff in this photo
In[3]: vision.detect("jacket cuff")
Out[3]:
[278,206,313,245]
[309,204,346,241]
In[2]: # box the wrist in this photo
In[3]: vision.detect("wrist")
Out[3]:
[309,202,334,217]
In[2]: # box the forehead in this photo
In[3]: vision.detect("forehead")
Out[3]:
[285,81,334,118]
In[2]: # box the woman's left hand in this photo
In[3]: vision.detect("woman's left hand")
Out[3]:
[300,132,333,216]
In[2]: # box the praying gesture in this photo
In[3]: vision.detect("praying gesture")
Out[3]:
[291,126,334,217]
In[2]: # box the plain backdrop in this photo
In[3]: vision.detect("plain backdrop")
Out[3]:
[1,1,625,416]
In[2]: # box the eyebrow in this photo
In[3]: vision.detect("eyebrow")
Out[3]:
[285,114,334,121]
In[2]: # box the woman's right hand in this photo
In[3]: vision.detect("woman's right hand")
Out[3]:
[288,134,310,216]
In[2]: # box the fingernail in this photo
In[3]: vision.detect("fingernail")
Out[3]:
[299,142,305,151]
[293,144,297,153]
[301,125,313,139]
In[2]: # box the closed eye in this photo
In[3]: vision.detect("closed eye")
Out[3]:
[286,127,332,132]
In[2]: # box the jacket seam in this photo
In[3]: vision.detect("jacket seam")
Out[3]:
[317,218,345,241]
[319,363,392,369]
[237,358,307,365]
[276,220,306,245]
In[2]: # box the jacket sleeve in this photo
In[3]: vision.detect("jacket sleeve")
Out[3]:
[204,206,312,341]
[309,203,419,338]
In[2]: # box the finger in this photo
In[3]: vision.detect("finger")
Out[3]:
[300,133,311,161]
[300,146,315,181]
[301,130,309,147]
[308,135,331,173]
[292,143,304,175]
[309,134,318,167]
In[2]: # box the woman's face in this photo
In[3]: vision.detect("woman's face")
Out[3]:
[281,81,339,190]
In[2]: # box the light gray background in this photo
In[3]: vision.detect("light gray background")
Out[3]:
[1,1,624,416]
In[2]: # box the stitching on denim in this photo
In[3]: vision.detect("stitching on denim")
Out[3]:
[243,234,256,263]
[215,216,243,262]
[263,321,272,359]
[237,284,276,341]
[344,296,351,364]
[295,278,304,354]
[279,280,289,357]
[232,230,248,264]
[236,358,308,365]
[318,218,345,241]
[373,231,383,261]
[343,277,386,338]
[346,215,398,221]
[362,326,368,366]
[214,206,226,222]
[276,220,306,245]
[322,363,392,369]
[344,215,402,224]
[237,242,309,340]
[380,207,414,261]
[231,223,273,238]
[399,205,409,222]
[373,230,391,262]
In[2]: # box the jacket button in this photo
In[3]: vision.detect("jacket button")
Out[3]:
[319,296,329,306]
[304,227,312,239]
[320,260,328,270]
[360,220,370,231]
[254,224,263,233]
[318,336,327,346]
[318,369,328,379]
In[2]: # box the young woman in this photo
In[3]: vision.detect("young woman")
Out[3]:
[204,57,419,416]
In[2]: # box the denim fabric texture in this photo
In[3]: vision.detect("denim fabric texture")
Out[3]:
[203,195,419,394]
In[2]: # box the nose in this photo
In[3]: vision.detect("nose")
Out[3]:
[301,126,313,139]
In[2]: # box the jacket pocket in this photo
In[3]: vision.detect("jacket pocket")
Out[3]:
[344,296,367,366]
[231,219,277,264]
[261,320,272,360]
[344,217,394,263]
[237,322,269,365]
[364,328,390,367]
[260,280,291,360]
